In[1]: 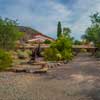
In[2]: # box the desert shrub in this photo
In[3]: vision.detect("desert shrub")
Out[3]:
[26,50,32,56]
[31,41,36,45]
[44,40,51,44]
[80,49,87,52]
[53,36,73,60]
[0,49,13,70]
[17,50,28,59]
[44,36,73,61]
[44,48,61,61]
[95,51,100,58]
[61,49,73,61]
[8,51,18,61]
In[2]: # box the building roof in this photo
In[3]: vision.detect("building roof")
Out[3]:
[33,33,55,41]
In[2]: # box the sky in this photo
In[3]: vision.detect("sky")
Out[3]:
[0,0,100,40]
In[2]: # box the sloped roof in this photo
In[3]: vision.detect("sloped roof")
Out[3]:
[18,26,39,34]
[33,33,55,40]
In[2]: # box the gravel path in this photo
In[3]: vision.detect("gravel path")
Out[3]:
[0,53,100,100]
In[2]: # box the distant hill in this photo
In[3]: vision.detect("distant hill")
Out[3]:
[18,26,39,34]
[18,26,40,42]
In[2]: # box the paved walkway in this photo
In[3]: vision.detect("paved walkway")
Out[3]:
[0,53,100,100]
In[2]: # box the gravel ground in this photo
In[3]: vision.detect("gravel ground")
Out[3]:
[0,53,100,100]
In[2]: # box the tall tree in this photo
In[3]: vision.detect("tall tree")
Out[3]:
[83,12,100,47]
[90,12,100,25]
[57,21,62,38]
[0,18,23,51]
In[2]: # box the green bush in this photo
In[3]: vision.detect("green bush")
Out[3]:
[26,50,32,56]
[61,49,73,61]
[44,40,52,44]
[43,36,73,61]
[95,51,100,58]
[0,49,13,70]
[44,48,61,61]
[80,49,87,53]
[17,50,28,59]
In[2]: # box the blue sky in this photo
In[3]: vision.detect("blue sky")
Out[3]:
[0,0,100,40]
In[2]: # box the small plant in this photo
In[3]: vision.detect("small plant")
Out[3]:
[43,40,51,44]
[80,49,87,53]
[26,50,32,57]
[0,49,13,71]
[44,48,61,61]
[95,51,100,58]
[17,50,28,59]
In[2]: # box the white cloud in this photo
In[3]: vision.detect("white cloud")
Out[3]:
[70,0,100,40]
[1,0,71,38]
[0,0,100,39]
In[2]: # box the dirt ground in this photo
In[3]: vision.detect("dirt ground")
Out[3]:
[0,53,100,100]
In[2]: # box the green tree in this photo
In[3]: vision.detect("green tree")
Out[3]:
[0,18,23,51]
[44,22,73,61]
[90,12,100,25]
[44,36,73,61]
[63,27,71,37]
[74,40,82,45]
[83,13,100,47]
[54,36,73,60]
[57,21,62,38]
